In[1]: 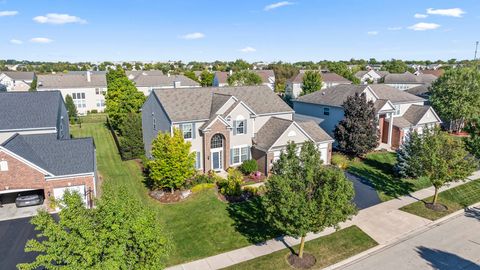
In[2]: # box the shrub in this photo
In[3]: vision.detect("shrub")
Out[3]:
[217,168,243,197]
[331,153,349,169]
[239,159,258,175]
[89,109,98,114]
[191,183,216,193]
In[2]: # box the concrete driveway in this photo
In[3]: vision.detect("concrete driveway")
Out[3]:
[0,203,44,222]
[345,172,382,209]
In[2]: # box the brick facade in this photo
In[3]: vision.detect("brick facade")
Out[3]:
[0,150,95,211]
[201,119,231,172]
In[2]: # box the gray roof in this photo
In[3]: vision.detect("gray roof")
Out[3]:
[152,86,293,122]
[0,91,63,130]
[2,134,95,176]
[392,105,434,129]
[2,71,35,81]
[290,71,351,84]
[38,72,107,89]
[406,85,430,97]
[384,72,436,84]
[254,117,293,150]
[126,71,200,88]
[297,121,333,142]
[295,84,424,108]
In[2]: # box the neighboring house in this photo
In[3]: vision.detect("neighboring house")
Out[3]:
[126,70,200,95]
[141,86,333,175]
[0,71,36,91]
[37,71,108,115]
[355,70,389,84]
[285,70,352,99]
[383,72,437,90]
[365,64,383,71]
[293,84,441,149]
[415,69,444,78]
[406,85,431,99]
[213,70,276,90]
[0,91,97,211]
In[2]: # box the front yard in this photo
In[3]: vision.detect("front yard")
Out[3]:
[346,152,431,201]
[400,179,480,220]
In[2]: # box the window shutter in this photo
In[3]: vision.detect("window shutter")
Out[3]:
[230,148,234,165]
[192,123,196,139]
[233,121,237,135]
[196,152,201,169]
[247,147,251,160]
[244,120,247,134]
[179,124,183,132]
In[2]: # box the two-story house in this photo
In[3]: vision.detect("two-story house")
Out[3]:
[285,70,352,99]
[0,71,36,92]
[383,72,437,90]
[355,70,389,84]
[0,91,97,211]
[142,86,333,175]
[37,71,108,115]
[126,70,200,96]
[293,84,441,149]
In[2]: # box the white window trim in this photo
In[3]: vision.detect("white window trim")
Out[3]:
[231,144,250,165]
[0,160,8,171]
[181,123,193,140]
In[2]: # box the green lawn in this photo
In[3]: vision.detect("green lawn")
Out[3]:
[347,152,431,201]
[223,226,377,270]
[71,116,278,266]
[400,180,480,220]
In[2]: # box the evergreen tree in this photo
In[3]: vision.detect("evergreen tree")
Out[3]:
[65,94,78,124]
[301,71,323,95]
[119,113,144,160]
[29,77,37,91]
[148,129,196,193]
[227,70,262,86]
[334,93,378,156]
[264,142,356,260]
[394,131,423,178]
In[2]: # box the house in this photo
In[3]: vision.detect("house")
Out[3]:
[293,84,441,149]
[141,86,333,175]
[415,69,444,78]
[0,71,36,92]
[213,70,276,90]
[383,72,437,90]
[0,91,97,210]
[355,70,389,84]
[37,71,108,115]
[126,70,200,95]
[285,70,352,99]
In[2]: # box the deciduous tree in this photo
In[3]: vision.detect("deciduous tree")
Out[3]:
[465,117,480,159]
[148,128,196,193]
[227,70,262,86]
[334,93,378,156]
[263,142,356,260]
[200,70,214,87]
[301,71,323,95]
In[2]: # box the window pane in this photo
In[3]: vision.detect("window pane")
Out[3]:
[236,121,245,134]
[241,147,248,161]
[183,124,192,139]
[233,148,240,164]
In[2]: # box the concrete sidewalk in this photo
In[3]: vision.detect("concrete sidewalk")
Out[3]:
[167,171,480,270]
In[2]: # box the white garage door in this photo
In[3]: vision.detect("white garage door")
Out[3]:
[53,185,86,209]
[319,147,328,165]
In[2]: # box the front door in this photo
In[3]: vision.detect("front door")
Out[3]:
[211,150,223,171]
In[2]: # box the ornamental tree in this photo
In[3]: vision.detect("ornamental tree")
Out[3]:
[148,128,196,193]
[301,71,323,95]
[430,68,480,132]
[18,184,170,270]
[263,142,356,259]
[334,93,379,156]
[227,70,262,86]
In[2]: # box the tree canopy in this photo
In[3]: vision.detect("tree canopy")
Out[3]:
[148,128,196,193]
[65,94,78,124]
[227,70,262,86]
[18,184,170,270]
[465,117,480,159]
[334,93,378,156]
[118,112,144,160]
[301,71,323,95]
[263,142,356,259]
[382,59,414,73]
[430,68,480,132]
[200,70,214,87]
[326,62,360,84]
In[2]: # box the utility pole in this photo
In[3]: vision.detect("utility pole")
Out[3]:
[475,41,479,60]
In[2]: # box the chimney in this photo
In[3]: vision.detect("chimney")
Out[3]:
[86,71,91,82]
[173,81,181,88]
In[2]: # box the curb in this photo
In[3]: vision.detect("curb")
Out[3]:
[323,201,480,270]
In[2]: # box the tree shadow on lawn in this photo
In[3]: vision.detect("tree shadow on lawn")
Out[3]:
[362,156,395,175]
[348,165,415,199]
[226,197,281,244]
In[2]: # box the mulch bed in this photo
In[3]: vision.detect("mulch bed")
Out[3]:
[286,253,317,269]
[425,202,448,212]
[149,189,190,203]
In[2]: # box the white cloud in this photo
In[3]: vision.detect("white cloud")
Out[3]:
[387,26,402,31]
[414,13,428,18]
[33,13,87,24]
[408,22,441,31]
[239,46,256,53]
[426,8,465,17]
[264,1,294,11]
[10,39,23,44]
[180,32,205,40]
[0,10,18,17]
[30,37,53,43]
[367,31,378,36]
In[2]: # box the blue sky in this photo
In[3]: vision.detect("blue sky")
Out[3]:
[1,0,479,62]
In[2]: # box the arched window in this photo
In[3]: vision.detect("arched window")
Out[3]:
[211,134,223,149]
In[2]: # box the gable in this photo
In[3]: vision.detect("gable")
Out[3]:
[224,101,255,121]
[417,108,441,125]
[214,96,237,115]
[378,100,396,113]
[0,148,50,176]
[362,86,378,103]
[271,123,310,149]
